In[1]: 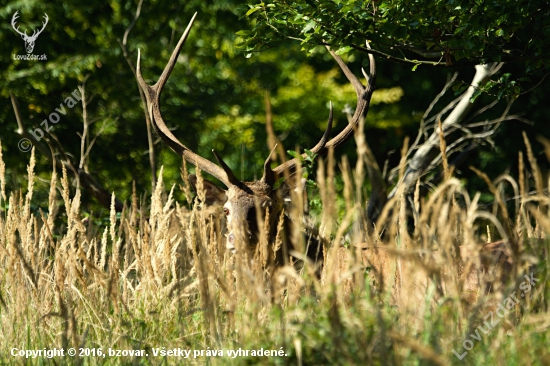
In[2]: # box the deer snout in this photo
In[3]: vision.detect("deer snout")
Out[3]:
[226,233,236,253]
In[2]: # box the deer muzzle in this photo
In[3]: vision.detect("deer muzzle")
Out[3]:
[226,233,236,253]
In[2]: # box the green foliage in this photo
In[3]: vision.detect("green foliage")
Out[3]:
[241,0,550,97]
[1,0,549,215]
[242,0,550,66]
[287,148,317,187]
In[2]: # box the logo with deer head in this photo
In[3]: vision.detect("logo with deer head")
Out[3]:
[11,11,49,54]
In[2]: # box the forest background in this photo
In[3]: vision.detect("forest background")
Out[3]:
[1,0,548,212]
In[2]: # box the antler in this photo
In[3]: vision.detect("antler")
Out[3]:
[11,12,48,39]
[11,11,26,38]
[30,13,49,40]
[267,43,377,179]
[136,13,239,189]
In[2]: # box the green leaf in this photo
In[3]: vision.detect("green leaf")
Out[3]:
[335,45,352,55]
[302,20,316,34]
[235,30,251,36]
[304,149,318,162]
[470,89,482,103]
[246,7,262,17]
[287,150,302,159]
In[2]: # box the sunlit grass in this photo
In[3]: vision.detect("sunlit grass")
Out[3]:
[0,141,548,365]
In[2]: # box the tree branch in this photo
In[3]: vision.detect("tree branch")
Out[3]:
[388,63,503,199]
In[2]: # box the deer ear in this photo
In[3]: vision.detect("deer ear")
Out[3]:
[188,174,227,206]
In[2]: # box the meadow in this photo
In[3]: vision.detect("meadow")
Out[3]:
[0,139,548,366]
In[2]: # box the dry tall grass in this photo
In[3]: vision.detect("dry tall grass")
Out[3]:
[0,139,549,365]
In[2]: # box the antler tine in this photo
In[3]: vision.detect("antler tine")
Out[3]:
[310,101,334,152]
[212,150,252,192]
[136,13,236,189]
[322,42,376,151]
[155,12,196,92]
[272,101,334,176]
[261,144,278,187]
[330,45,367,98]
[11,11,26,37]
[39,13,48,31]
[30,13,48,38]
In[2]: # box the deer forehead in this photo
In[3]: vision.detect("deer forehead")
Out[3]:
[226,186,271,207]
[224,184,273,219]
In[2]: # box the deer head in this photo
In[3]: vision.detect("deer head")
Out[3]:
[136,13,376,259]
[11,11,49,54]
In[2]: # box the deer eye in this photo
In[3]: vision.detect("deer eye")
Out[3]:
[223,208,230,216]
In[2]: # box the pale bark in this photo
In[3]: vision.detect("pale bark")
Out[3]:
[387,62,504,199]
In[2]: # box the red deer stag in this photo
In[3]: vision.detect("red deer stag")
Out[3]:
[135,13,376,267]
[136,14,520,314]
